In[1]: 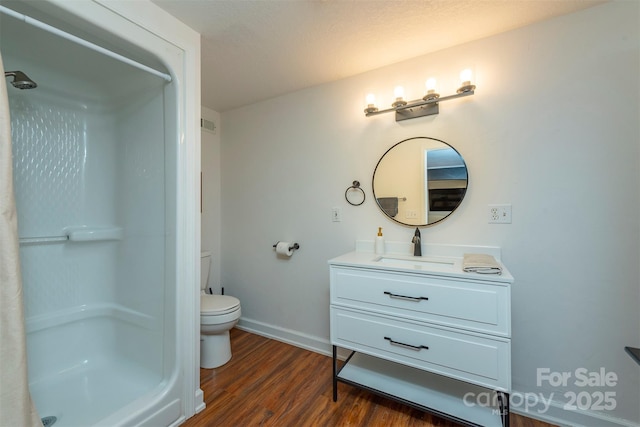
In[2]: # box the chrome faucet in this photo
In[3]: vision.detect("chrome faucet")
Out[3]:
[412,227,422,256]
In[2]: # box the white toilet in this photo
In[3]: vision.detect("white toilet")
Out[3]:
[200,251,241,369]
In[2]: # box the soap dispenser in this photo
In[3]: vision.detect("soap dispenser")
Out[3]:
[412,227,422,256]
[375,227,385,255]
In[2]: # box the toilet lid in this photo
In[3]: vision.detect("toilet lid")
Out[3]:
[201,294,240,315]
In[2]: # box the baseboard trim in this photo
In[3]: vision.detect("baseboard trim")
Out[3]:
[236,317,333,357]
[194,389,205,414]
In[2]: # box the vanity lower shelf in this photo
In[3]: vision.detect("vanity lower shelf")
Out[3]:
[333,349,509,427]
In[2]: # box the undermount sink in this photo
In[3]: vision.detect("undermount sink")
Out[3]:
[373,255,455,269]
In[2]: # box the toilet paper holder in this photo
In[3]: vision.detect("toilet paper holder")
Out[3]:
[272,242,300,251]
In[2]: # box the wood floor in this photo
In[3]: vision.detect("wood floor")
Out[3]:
[182,329,557,427]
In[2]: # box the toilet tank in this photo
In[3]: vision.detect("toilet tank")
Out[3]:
[201,251,211,291]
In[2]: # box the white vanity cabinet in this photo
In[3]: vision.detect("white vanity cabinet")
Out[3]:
[329,250,513,427]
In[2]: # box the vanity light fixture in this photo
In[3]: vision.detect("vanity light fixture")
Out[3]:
[364,69,476,122]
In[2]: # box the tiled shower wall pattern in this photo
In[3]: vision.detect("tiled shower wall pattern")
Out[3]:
[10,94,83,236]
[11,93,115,317]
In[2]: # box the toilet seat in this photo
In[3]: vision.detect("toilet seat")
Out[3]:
[201,294,240,316]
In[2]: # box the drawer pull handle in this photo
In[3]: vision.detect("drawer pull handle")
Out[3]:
[384,336,429,351]
[383,291,428,302]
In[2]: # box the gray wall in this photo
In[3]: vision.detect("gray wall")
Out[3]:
[213,2,639,425]
[201,106,222,294]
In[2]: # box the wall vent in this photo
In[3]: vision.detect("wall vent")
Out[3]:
[201,118,216,134]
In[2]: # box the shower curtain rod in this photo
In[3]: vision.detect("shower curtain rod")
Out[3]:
[0,5,172,82]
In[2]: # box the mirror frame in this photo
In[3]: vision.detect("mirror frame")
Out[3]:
[372,136,468,227]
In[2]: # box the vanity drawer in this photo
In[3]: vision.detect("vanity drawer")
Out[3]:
[331,307,511,391]
[330,267,510,336]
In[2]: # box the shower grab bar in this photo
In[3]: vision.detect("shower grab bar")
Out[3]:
[19,227,123,245]
[19,235,68,245]
[0,5,172,82]
[66,226,123,242]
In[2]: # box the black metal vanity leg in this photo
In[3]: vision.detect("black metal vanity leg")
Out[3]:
[498,391,510,427]
[332,345,338,402]
[505,392,510,427]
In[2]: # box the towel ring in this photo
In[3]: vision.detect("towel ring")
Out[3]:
[345,180,365,206]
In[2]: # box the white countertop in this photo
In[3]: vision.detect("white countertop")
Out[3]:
[328,243,513,284]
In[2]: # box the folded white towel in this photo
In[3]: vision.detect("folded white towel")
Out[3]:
[462,253,502,275]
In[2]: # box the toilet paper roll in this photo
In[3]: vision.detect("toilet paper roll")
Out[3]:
[275,241,293,257]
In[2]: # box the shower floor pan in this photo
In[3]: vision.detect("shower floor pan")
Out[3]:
[27,305,164,427]
[31,356,161,427]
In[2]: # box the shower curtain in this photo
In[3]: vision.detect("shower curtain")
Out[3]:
[0,52,42,427]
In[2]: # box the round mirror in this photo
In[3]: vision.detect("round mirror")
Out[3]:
[372,137,468,226]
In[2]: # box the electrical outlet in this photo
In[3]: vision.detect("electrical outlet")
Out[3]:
[488,204,512,224]
[332,207,342,222]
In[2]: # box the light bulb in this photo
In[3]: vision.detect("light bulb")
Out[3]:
[457,69,476,93]
[460,69,473,85]
[364,93,378,114]
[426,78,437,91]
[392,86,407,108]
[423,77,440,101]
[365,93,376,106]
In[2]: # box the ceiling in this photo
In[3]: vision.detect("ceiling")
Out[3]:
[151,0,605,112]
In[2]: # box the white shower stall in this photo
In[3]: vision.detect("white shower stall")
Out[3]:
[1,1,201,426]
